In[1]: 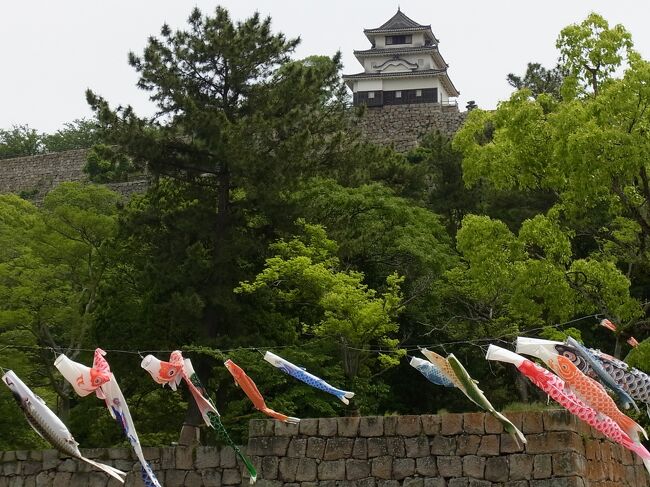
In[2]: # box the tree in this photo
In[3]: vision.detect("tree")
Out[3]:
[42,118,102,152]
[453,14,650,356]
[0,183,120,422]
[0,125,43,159]
[507,62,565,99]
[557,12,634,96]
[236,222,405,412]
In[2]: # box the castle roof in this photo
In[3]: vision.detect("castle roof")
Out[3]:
[365,9,427,32]
[364,9,439,43]
[353,46,449,68]
[342,69,460,97]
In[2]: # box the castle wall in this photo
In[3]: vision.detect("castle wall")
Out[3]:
[355,103,467,152]
[0,411,646,487]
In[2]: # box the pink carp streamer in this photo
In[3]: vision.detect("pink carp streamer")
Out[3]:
[486,345,650,468]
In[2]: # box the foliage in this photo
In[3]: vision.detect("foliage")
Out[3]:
[236,222,405,388]
[507,62,565,99]
[0,125,43,159]
[84,144,138,183]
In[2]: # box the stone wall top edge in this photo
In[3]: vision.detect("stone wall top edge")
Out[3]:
[0,148,88,165]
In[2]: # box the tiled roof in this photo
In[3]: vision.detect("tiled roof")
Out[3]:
[354,46,438,56]
[342,69,446,80]
[365,9,428,32]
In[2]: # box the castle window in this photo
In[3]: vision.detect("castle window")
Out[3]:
[416,89,422,97]
[368,91,375,99]
[395,91,401,98]
[385,35,412,45]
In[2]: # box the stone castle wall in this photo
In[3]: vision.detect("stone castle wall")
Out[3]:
[355,104,467,152]
[0,149,147,201]
[1,411,646,487]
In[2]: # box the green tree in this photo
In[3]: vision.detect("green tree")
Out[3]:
[236,222,405,412]
[453,14,650,356]
[557,12,634,96]
[0,125,43,159]
[507,62,565,99]
[0,183,120,422]
[42,119,102,152]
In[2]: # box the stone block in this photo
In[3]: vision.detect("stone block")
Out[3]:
[196,446,220,469]
[299,419,318,436]
[532,454,552,479]
[503,481,529,487]
[58,459,77,473]
[477,435,499,456]
[275,421,300,437]
[396,416,421,437]
[248,437,290,457]
[2,451,16,462]
[324,438,354,460]
[440,413,463,435]
[368,438,388,458]
[185,471,203,487]
[338,417,361,437]
[457,435,481,455]
[359,417,384,437]
[422,479,446,487]
[371,456,392,480]
[69,473,88,487]
[501,433,525,453]
[447,478,468,487]
[279,457,300,482]
[319,418,338,437]
[529,477,585,487]
[306,438,326,459]
[377,481,400,487]
[484,413,504,434]
[467,480,491,487]
[404,436,429,458]
[175,446,194,470]
[509,453,533,480]
[485,456,509,482]
[430,435,456,456]
[552,452,586,477]
[415,456,437,477]
[261,456,278,480]
[253,481,280,487]
[295,458,317,482]
[160,448,175,469]
[221,447,237,469]
[463,413,485,435]
[53,473,72,487]
[525,431,584,455]
[166,470,188,486]
[437,456,462,478]
[43,450,60,470]
[352,438,368,459]
[222,468,241,485]
[420,415,441,436]
[462,455,485,479]
[386,437,405,457]
[108,449,131,460]
[288,438,307,458]
[522,412,544,434]
[392,458,415,480]
[542,410,579,432]
[22,462,41,476]
[346,459,371,480]
[383,416,398,436]
[358,479,376,487]
[318,460,346,480]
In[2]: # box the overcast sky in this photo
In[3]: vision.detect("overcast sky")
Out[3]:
[1,1,649,133]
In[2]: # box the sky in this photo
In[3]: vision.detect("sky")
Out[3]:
[1,1,650,133]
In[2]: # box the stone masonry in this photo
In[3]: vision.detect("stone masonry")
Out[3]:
[0,149,147,201]
[1,411,646,486]
[354,104,467,152]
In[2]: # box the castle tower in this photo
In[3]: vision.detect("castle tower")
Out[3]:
[343,9,459,108]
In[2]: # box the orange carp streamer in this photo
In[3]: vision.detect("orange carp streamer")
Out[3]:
[224,359,299,424]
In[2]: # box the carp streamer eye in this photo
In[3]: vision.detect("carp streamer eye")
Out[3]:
[168,369,176,377]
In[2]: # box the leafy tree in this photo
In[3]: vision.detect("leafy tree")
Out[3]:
[42,119,102,152]
[557,12,634,96]
[507,62,565,99]
[453,13,650,356]
[0,183,120,422]
[236,222,405,412]
[0,125,43,159]
[84,144,138,183]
